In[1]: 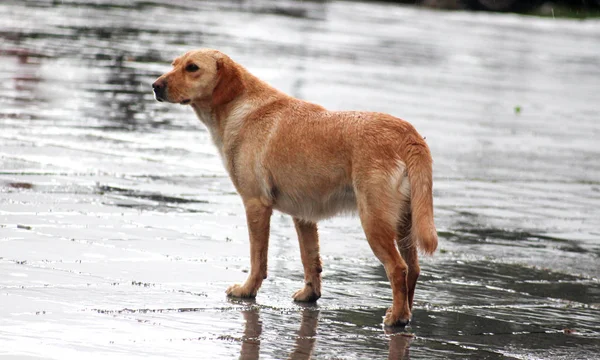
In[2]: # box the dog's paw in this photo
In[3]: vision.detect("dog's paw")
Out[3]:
[226,283,256,298]
[384,306,411,327]
[292,286,320,302]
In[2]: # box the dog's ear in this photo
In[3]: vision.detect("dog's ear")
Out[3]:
[212,57,245,107]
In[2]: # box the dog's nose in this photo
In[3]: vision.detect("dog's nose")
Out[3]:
[152,79,166,101]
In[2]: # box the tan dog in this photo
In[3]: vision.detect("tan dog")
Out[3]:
[153,49,437,327]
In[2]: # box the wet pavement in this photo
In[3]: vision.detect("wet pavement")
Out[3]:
[1,0,599,359]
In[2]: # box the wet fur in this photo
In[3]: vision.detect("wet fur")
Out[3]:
[153,49,438,327]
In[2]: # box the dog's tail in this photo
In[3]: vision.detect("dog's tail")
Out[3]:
[404,136,438,254]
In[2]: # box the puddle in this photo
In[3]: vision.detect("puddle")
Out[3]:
[1,0,599,359]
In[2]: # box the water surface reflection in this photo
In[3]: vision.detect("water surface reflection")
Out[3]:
[238,301,319,360]
[1,0,599,359]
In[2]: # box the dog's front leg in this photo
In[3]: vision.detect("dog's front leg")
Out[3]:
[226,198,272,298]
[292,218,322,302]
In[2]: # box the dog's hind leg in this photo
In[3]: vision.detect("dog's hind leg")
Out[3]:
[292,218,322,302]
[226,198,272,298]
[397,211,420,311]
[356,177,411,327]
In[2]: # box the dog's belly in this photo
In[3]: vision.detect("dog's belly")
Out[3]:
[273,185,357,222]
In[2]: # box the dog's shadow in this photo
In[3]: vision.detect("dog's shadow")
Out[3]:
[234,300,412,360]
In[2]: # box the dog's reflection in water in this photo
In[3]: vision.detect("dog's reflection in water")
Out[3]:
[236,301,412,360]
[386,328,413,360]
[239,307,262,360]
[238,303,318,360]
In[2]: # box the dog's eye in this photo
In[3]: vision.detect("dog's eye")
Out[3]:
[185,63,199,72]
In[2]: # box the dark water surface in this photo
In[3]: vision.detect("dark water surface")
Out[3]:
[1,0,599,359]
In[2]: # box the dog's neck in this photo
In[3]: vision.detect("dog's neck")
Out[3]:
[190,67,284,155]
[190,94,242,145]
[190,101,224,157]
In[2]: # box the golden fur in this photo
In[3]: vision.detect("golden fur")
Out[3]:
[153,49,438,327]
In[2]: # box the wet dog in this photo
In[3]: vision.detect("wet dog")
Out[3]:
[153,49,437,327]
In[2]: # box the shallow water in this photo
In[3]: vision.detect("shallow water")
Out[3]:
[1,0,599,359]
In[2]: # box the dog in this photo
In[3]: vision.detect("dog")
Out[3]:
[152,49,437,327]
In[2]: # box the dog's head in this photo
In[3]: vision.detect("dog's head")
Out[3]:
[152,49,243,107]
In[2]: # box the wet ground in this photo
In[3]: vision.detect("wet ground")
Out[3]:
[1,0,599,359]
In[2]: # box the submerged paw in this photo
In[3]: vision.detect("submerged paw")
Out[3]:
[226,283,256,298]
[292,286,321,302]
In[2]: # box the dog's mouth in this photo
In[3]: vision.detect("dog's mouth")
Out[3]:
[180,99,191,105]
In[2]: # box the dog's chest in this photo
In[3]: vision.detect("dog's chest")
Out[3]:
[198,104,258,181]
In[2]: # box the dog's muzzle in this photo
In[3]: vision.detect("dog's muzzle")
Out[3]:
[152,80,166,102]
